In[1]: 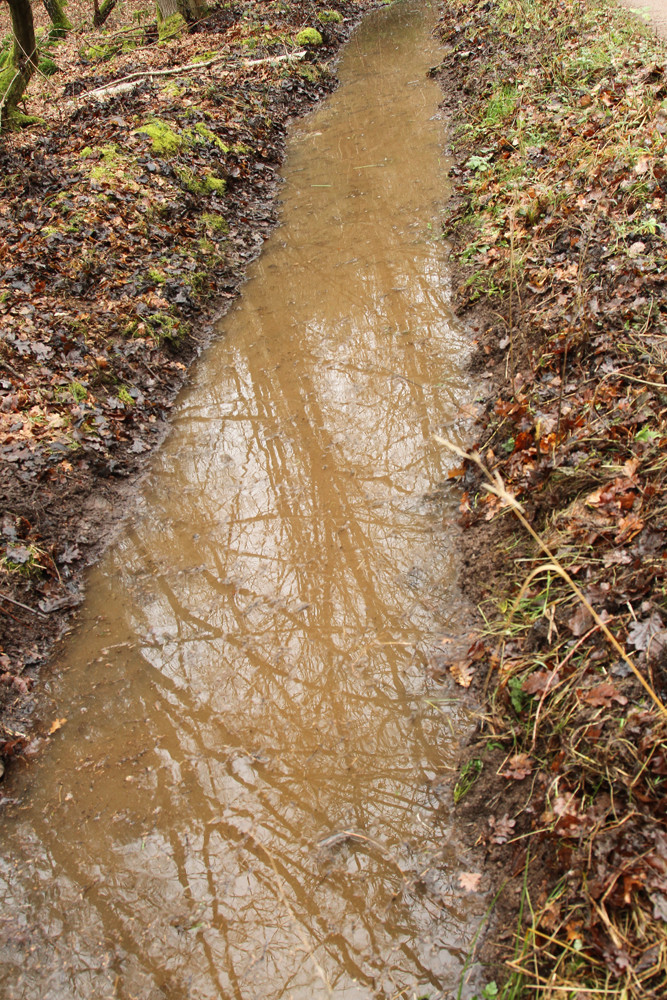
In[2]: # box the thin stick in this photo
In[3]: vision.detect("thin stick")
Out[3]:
[0,592,48,618]
[434,436,667,721]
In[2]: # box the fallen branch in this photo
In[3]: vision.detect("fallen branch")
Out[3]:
[77,49,307,100]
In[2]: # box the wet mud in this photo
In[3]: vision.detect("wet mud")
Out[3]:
[0,3,480,998]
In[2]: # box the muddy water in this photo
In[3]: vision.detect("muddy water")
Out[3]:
[0,3,480,998]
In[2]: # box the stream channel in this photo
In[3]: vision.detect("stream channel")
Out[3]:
[0,3,482,997]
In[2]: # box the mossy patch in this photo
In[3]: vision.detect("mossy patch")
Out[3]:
[134,121,185,156]
[146,311,184,344]
[295,28,323,46]
[81,42,120,62]
[297,63,320,83]
[176,166,227,195]
[38,56,59,77]
[157,12,186,41]
[192,122,229,152]
[191,50,218,64]
[88,143,137,185]
[201,212,229,235]
[318,10,343,23]
[117,386,134,406]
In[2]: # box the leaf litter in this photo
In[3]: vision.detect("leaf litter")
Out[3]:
[436,0,667,995]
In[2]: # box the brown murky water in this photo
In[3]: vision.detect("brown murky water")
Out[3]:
[0,3,481,997]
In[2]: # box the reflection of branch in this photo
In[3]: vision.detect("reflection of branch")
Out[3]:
[252,837,333,998]
[434,436,667,721]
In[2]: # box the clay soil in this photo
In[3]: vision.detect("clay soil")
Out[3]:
[0,0,380,745]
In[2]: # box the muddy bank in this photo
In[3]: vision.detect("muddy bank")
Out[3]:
[436,0,667,995]
[0,0,383,745]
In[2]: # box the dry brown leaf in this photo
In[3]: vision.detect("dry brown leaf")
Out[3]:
[48,718,67,735]
[488,813,516,844]
[582,682,628,707]
[522,668,558,695]
[500,752,533,780]
[449,659,474,688]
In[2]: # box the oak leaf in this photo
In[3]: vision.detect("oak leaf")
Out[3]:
[500,753,533,780]
[459,872,483,892]
[449,659,474,688]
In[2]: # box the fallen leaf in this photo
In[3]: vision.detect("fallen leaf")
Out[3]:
[567,604,593,637]
[449,659,474,688]
[627,613,667,658]
[522,668,559,695]
[459,871,483,891]
[500,752,533,780]
[488,813,516,844]
[48,718,67,735]
[583,682,628,707]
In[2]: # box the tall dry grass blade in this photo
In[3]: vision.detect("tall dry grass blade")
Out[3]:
[434,436,667,721]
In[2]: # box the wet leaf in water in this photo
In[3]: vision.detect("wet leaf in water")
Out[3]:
[449,658,474,687]
[459,871,483,891]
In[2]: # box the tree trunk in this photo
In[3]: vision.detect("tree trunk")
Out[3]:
[0,0,38,129]
[93,0,119,29]
[157,0,205,24]
[41,0,72,38]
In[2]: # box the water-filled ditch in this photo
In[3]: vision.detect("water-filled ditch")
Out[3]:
[0,3,482,996]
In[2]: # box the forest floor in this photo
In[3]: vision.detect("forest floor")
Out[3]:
[436,0,667,997]
[0,0,379,740]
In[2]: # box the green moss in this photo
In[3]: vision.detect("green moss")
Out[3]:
[297,63,320,83]
[1,543,45,578]
[134,120,185,156]
[146,311,183,343]
[89,144,129,182]
[201,212,229,234]
[162,80,187,97]
[81,42,119,62]
[80,145,93,158]
[38,56,59,77]
[176,167,226,195]
[318,10,343,23]
[147,267,166,285]
[68,380,87,402]
[295,28,323,46]
[186,271,208,294]
[192,122,229,152]
[205,175,226,193]
[157,11,186,41]
[122,319,140,338]
[117,386,134,406]
[191,50,218,63]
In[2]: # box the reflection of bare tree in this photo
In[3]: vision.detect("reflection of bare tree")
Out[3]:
[0,2,480,997]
